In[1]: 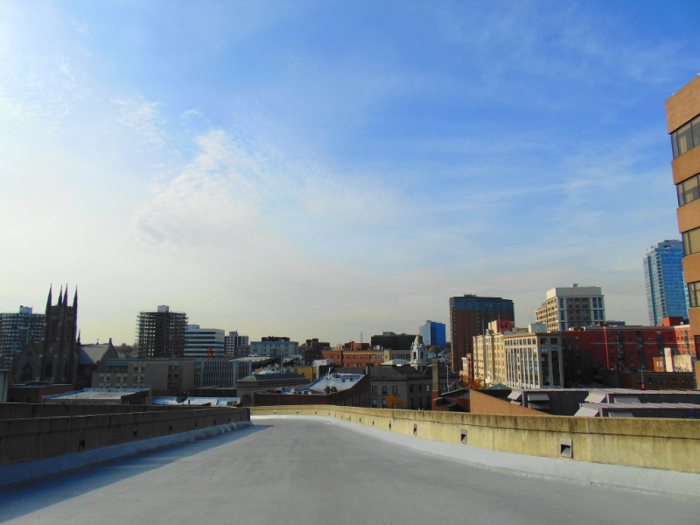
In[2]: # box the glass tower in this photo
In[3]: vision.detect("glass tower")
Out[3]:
[643,240,689,325]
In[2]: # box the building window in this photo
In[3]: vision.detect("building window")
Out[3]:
[672,115,700,159]
[382,386,387,394]
[382,398,387,408]
[678,174,700,207]
[372,398,377,407]
[689,281,700,308]
[372,386,377,394]
[392,386,398,394]
[683,226,700,256]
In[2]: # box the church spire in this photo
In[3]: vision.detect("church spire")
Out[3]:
[58,285,63,306]
[73,286,78,310]
[46,285,53,310]
[64,285,68,306]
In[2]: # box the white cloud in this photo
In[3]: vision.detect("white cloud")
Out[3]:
[113,97,167,150]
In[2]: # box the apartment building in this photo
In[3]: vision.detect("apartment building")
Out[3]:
[535,284,605,331]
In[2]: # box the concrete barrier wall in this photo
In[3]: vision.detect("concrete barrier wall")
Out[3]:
[0,403,204,420]
[251,405,700,473]
[0,406,250,466]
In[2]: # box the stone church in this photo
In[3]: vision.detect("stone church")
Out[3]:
[11,285,79,386]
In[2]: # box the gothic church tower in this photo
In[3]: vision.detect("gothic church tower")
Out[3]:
[38,285,79,385]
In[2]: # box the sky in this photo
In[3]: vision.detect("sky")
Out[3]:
[1,1,700,346]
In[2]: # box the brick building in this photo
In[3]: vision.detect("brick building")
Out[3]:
[450,295,515,374]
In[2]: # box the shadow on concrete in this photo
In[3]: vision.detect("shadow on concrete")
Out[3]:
[0,424,273,522]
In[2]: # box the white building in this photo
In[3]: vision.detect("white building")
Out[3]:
[184,324,226,358]
[250,337,299,359]
[535,284,606,331]
[504,330,564,389]
[225,331,250,356]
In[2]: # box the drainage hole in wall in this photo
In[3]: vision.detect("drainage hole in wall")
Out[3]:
[78,437,86,452]
[169,426,173,433]
[195,422,198,428]
[389,422,392,431]
[133,428,138,439]
[461,429,468,445]
[414,424,418,436]
[560,438,573,459]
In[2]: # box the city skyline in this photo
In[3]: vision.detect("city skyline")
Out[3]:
[2,2,700,345]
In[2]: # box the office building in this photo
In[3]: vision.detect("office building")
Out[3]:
[667,76,700,346]
[135,305,187,359]
[0,306,45,369]
[644,240,689,325]
[419,320,446,348]
[504,328,564,390]
[449,295,514,374]
[250,336,299,359]
[184,324,225,358]
[535,284,605,331]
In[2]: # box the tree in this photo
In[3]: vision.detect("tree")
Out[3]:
[464,377,484,390]
[385,395,405,409]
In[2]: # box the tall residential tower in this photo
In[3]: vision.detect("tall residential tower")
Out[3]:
[644,240,689,325]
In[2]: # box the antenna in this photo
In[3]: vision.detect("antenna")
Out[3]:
[361,332,363,344]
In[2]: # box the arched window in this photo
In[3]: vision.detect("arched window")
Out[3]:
[20,363,33,382]
[45,360,53,379]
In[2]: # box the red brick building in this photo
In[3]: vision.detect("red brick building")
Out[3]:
[561,320,697,386]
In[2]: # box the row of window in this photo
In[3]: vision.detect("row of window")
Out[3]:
[672,114,700,159]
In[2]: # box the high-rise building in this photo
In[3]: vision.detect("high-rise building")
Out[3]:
[419,321,446,348]
[449,295,514,374]
[667,75,700,345]
[0,306,45,369]
[10,286,79,385]
[535,284,605,331]
[644,240,689,325]
[135,305,187,359]
[184,324,226,358]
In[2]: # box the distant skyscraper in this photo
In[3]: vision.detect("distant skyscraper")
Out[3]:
[535,284,605,331]
[449,295,514,374]
[644,240,689,325]
[136,305,188,359]
[0,306,45,369]
[419,321,446,348]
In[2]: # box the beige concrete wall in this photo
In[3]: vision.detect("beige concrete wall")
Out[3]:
[666,74,700,133]
[251,405,700,473]
[1,406,250,466]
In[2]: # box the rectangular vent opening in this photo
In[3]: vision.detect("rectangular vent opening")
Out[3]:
[560,438,573,459]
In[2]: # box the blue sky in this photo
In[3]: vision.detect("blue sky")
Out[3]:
[1,1,699,345]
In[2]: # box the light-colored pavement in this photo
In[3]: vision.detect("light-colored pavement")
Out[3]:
[1,417,699,525]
